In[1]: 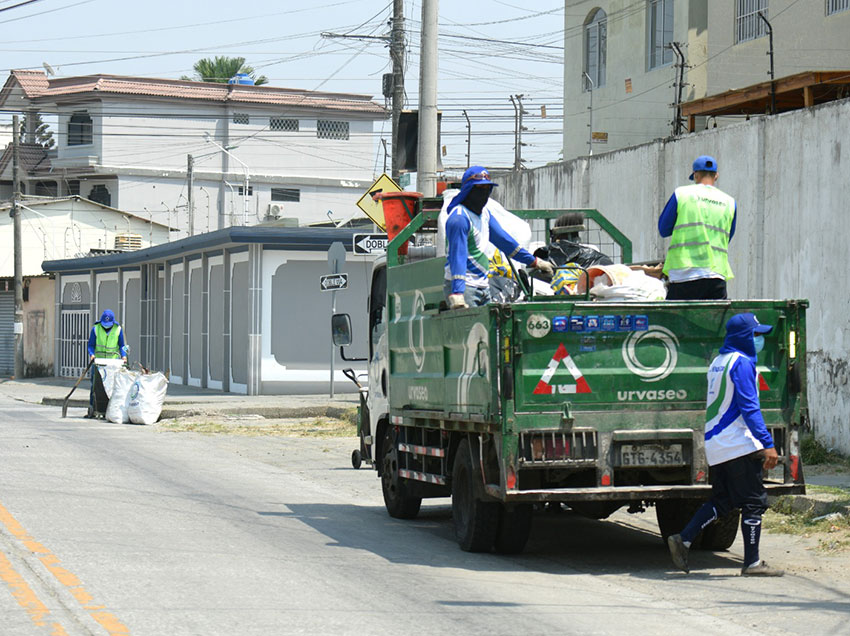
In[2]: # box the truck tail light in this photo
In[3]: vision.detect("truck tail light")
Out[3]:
[506,466,517,490]
[789,455,800,481]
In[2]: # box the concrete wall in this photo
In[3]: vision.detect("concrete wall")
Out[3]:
[0,199,170,277]
[562,0,850,161]
[499,97,850,453]
[22,276,54,376]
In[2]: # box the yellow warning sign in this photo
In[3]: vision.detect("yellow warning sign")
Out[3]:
[356,173,402,230]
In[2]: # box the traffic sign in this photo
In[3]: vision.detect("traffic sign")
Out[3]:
[355,173,402,230]
[353,233,388,255]
[328,241,347,273]
[320,273,348,291]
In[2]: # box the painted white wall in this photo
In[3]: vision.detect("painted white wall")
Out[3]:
[562,0,850,162]
[0,200,170,276]
[499,97,850,453]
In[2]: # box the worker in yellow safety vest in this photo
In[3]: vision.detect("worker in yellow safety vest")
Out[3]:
[658,155,737,300]
[85,309,128,417]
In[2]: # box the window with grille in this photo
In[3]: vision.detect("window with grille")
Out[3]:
[584,9,607,90]
[35,181,58,197]
[232,113,249,125]
[648,0,674,70]
[237,185,254,196]
[88,184,111,207]
[827,0,849,15]
[271,187,300,202]
[270,117,299,132]
[68,111,92,146]
[735,0,769,43]
[67,180,80,196]
[317,120,350,140]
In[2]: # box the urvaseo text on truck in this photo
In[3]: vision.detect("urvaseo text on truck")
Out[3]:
[333,198,807,554]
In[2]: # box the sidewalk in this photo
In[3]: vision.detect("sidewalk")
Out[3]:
[0,376,359,420]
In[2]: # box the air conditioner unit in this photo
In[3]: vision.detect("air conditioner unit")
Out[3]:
[267,203,284,218]
[114,233,142,251]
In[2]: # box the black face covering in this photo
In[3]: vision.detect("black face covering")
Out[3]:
[463,186,492,214]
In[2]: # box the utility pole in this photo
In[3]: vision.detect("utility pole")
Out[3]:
[509,96,518,170]
[417,0,439,197]
[186,154,195,236]
[582,72,594,156]
[390,0,405,180]
[462,109,471,167]
[517,94,528,170]
[11,114,23,378]
[758,11,776,115]
[670,42,686,136]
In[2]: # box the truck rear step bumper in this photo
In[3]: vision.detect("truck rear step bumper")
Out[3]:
[489,482,805,502]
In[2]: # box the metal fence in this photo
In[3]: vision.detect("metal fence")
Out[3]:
[59,309,90,377]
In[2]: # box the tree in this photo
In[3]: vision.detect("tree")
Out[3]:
[20,112,55,149]
[181,56,268,85]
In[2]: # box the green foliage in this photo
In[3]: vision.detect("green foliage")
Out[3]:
[181,56,268,85]
[20,112,54,149]
[801,434,850,467]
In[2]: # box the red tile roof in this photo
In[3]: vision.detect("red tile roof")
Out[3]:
[2,71,387,116]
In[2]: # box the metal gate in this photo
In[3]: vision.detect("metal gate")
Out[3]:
[59,309,90,377]
[0,291,13,376]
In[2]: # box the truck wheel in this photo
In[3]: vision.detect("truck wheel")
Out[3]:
[494,504,533,554]
[381,427,422,519]
[351,449,362,470]
[452,438,499,552]
[655,500,705,549]
[698,510,740,551]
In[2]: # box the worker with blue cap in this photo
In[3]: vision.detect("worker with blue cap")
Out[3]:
[445,166,553,308]
[667,312,783,577]
[658,155,738,299]
[85,309,128,417]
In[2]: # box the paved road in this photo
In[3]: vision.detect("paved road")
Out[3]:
[0,396,848,635]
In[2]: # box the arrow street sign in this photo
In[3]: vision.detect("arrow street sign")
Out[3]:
[320,273,348,292]
[353,233,388,255]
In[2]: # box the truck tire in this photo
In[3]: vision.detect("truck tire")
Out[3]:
[494,504,533,554]
[698,510,740,551]
[381,427,422,519]
[452,438,499,552]
[655,500,706,549]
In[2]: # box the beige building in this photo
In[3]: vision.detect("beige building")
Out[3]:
[563,0,850,161]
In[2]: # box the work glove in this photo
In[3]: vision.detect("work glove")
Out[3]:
[447,293,468,310]
[533,258,555,277]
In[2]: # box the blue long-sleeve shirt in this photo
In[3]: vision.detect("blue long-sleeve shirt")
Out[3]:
[658,192,738,238]
[446,206,536,293]
[87,323,128,358]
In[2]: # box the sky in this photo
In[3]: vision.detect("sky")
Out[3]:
[0,0,569,176]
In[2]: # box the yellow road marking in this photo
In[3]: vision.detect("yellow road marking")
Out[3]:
[0,549,70,634]
[0,501,130,635]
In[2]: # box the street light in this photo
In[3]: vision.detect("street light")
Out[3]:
[204,132,250,227]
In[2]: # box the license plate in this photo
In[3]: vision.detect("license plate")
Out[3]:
[618,443,684,467]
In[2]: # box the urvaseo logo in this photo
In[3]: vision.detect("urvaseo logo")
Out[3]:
[622,325,679,383]
[617,389,687,402]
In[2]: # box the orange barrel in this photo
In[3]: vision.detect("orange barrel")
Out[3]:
[373,191,423,256]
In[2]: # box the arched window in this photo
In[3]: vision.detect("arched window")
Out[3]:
[584,9,607,90]
[68,111,92,146]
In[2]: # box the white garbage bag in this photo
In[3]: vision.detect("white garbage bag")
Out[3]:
[94,358,124,399]
[437,190,532,258]
[127,373,169,425]
[106,368,139,424]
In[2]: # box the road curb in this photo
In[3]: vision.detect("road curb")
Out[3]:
[769,494,850,518]
[41,397,355,421]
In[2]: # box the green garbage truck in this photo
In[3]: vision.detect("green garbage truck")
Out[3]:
[334,202,807,554]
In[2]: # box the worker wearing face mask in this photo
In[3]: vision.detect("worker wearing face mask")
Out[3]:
[667,313,783,577]
[444,166,553,309]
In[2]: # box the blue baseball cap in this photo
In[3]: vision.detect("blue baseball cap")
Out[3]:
[689,155,718,180]
[726,313,772,337]
[100,309,115,328]
[448,165,499,211]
